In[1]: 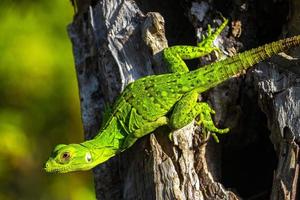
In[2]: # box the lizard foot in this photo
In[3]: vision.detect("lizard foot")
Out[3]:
[195,102,229,143]
[197,18,228,52]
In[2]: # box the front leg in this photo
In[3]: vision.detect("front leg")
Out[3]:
[162,18,228,74]
[122,116,169,149]
[197,18,228,51]
[169,90,229,142]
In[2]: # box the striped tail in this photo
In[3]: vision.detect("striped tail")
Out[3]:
[194,35,300,91]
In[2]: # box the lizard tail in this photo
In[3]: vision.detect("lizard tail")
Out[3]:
[192,35,300,91]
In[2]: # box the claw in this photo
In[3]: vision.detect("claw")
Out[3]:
[211,133,220,143]
[207,24,212,35]
[200,125,229,143]
[197,18,228,50]
[196,102,230,143]
[168,132,173,141]
[208,106,216,114]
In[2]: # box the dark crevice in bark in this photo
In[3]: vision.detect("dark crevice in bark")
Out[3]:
[135,0,195,46]
[221,84,278,199]
[215,0,289,47]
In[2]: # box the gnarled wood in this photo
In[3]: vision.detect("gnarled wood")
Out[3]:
[68,0,300,199]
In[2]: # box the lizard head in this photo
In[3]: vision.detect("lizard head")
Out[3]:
[44,143,117,173]
[44,143,95,173]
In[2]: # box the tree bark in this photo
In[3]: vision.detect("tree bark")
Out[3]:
[68,0,300,199]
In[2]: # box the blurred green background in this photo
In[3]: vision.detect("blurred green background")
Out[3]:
[0,0,95,199]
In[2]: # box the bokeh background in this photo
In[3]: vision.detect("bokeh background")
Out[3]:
[0,0,95,199]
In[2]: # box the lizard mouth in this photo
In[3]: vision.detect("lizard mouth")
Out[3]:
[44,163,70,173]
[44,159,68,173]
[44,167,59,173]
[44,158,91,173]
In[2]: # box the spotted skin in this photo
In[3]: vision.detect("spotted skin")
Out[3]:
[45,19,300,173]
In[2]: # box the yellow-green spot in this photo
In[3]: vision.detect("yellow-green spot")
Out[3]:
[161,91,168,97]
[182,86,189,92]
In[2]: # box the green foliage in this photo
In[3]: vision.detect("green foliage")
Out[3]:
[0,0,95,199]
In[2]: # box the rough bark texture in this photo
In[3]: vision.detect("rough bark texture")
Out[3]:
[68,0,300,199]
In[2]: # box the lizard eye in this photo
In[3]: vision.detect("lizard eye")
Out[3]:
[61,152,71,162]
[85,152,92,163]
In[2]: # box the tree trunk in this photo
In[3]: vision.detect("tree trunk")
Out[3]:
[68,0,300,199]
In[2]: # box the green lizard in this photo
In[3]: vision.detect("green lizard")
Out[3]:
[45,19,300,173]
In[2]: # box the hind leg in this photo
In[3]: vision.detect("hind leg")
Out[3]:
[169,90,229,142]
